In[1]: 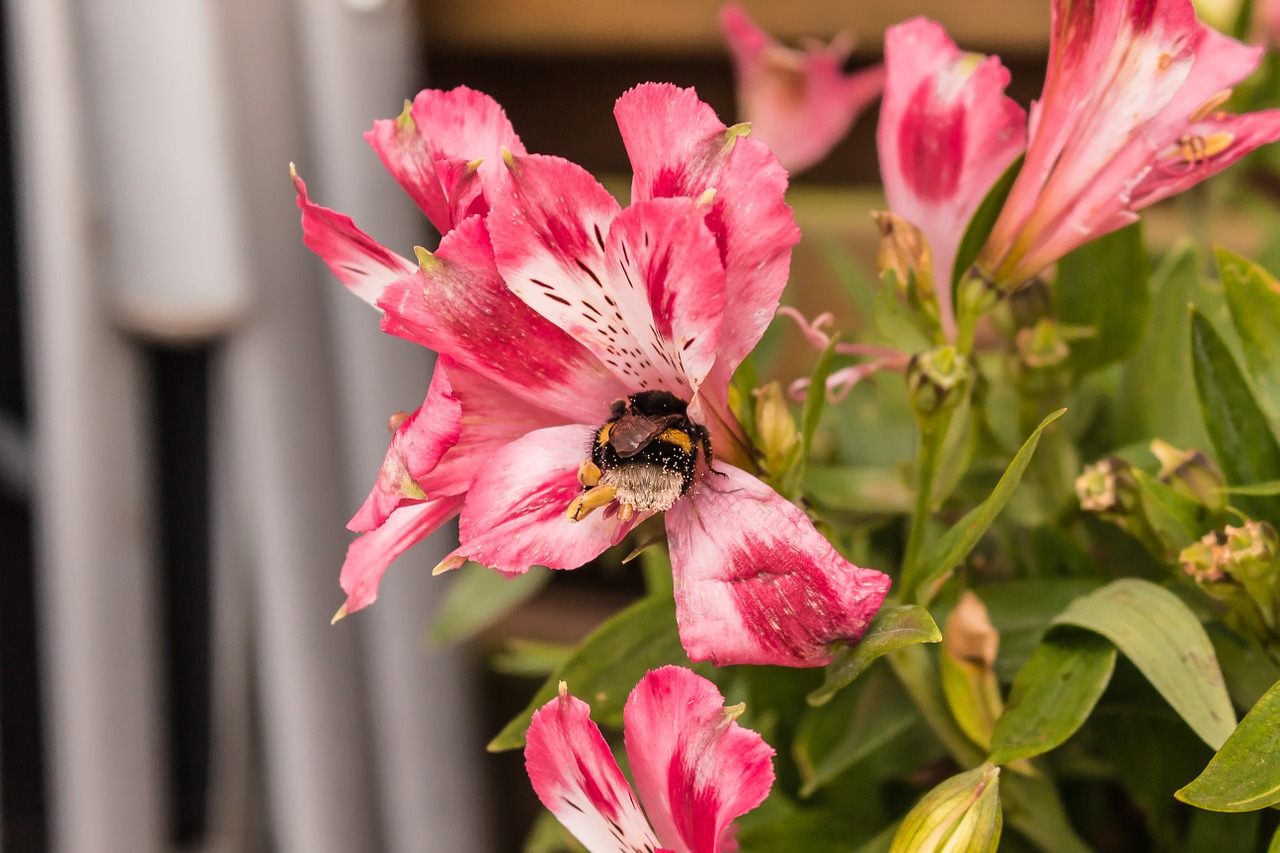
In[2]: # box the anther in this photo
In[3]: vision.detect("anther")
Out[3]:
[578,460,602,488]
[1188,89,1233,123]
[567,484,618,522]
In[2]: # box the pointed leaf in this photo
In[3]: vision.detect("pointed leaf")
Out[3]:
[808,602,941,706]
[987,629,1116,765]
[1219,246,1280,430]
[488,595,698,751]
[1190,308,1280,522]
[1056,223,1151,377]
[1176,677,1280,812]
[431,563,550,646]
[914,409,1065,602]
[953,155,1023,289]
[1052,579,1236,750]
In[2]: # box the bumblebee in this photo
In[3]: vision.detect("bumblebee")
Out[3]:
[568,390,711,523]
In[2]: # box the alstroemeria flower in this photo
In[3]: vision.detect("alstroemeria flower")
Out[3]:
[877,18,1027,340]
[978,0,1280,289]
[525,666,774,853]
[719,3,884,175]
[296,83,890,667]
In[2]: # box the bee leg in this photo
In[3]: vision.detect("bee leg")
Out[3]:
[693,425,727,478]
[567,484,617,522]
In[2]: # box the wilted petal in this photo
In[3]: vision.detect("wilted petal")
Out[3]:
[719,3,884,174]
[525,684,664,853]
[348,359,462,533]
[665,465,891,666]
[878,17,1026,324]
[293,169,414,307]
[450,425,641,575]
[615,84,800,380]
[364,87,526,234]
[624,666,775,853]
[378,214,625,423]
[339,496,464,614]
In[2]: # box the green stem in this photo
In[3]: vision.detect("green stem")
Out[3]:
[901,410,952,601]
[888,644,984,767]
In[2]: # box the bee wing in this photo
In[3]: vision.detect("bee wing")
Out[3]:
[609,415,666,458]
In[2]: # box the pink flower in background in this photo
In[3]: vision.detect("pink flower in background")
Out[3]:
[525,666,774,853]
[979,0,1280,289]
[877,18,1027,340]
[719,3,884,174]
[297,84,890,667]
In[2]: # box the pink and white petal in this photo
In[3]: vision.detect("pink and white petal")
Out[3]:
[451,425,641,575]
[378,214,625,423]
[720,3,883,174]
[879,18,1026,310]
[419,357,570,495]
[364,87,525,234]
[293,169,414,307]
[525,685,663,853]
[1131,108,1280,207]
[615,84,800,377]
[665,465,891,667]
[349,360,462,533]
[623,666,775,853]
[339,496,464,614]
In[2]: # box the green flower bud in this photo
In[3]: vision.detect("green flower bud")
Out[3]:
[752,381,799,476]
[908,346,971,418]
[1181,521,1280,632]
[891,763,1002,853]
[1151,439,1227,514]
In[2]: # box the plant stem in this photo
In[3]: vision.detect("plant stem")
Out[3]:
[901,409,951,601]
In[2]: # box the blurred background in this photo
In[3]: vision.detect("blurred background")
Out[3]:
[6,0,1270,851]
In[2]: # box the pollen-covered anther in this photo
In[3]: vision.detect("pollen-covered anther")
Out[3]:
[1164,131,1235,165]
[567,484,618,523]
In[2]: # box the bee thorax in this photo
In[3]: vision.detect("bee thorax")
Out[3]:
[600,464,686,513]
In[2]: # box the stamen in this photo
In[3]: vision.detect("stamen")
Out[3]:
[1163,131,1235,166]
[1188,89,1233,123]
[578,460,602,488]
[567,484,618,522]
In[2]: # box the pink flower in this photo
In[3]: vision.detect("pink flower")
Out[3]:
[525,666,774,853]
[979,0,1280,289]
[877,18,1027,340]
[296,84,890,667]
[719,3,884,175]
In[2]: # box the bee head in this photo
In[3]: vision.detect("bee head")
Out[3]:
[627,390,688,417]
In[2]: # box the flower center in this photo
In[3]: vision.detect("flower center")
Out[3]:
[567,390,709,523]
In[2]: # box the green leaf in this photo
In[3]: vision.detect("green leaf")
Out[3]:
[1130,467,1208,555]
[1191,308,1280,522]
[1056,222,1151,377]
[1219,246,1280,430]
[987,629,1116,765]
[912,409,1066,602]
[978,578,1107,681]
[808,603,942,706]
[953,155,1023,289]
[487,595,696,751]
[803,465,915,515]
[873,275,932,352]
[1225,479,1280,496]
[798,335,840,476]
[1118,241,1210,447]
[1177,677,1280,812]
[430,563,550,646]
[1052,578,1237,749]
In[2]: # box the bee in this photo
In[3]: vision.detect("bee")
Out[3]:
[570,390,712,522]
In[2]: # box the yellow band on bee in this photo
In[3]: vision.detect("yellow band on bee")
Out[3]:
[595,422,612,446]
[657,428,693,452]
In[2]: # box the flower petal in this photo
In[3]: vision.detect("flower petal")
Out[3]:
[364,87,526,234]
[348,359,462,533]
[624,666,775,853]
[492,155,726,394]
[339,496,464,614]
[293,169,414,307]
[450,425,641,574]
[525,684,663,853]
[615,84,800,379]
[664,465,891,667]
[879,18,1026,320]
[719,3,884,174]
[377,214,625,423]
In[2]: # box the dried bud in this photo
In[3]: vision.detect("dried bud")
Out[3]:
[1014,320,1070,371]
[1181,521,1280,631]
[940,592,1002,750]
[907,346,971,418]
[752,381,799,475]
[891,763,1002,853]
[1151,439,1227,514]
[873,211,935,297]
[1075,456,1140,519]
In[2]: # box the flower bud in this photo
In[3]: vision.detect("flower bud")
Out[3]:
[940,592,1002,750]
[907,346,971,418]
[752,381,799,475]
[1151,439,1227,514]
[891,763,1002,853]
[873,211,935,298]
[1075,456,1140,519]
[1181,521,1280,631]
